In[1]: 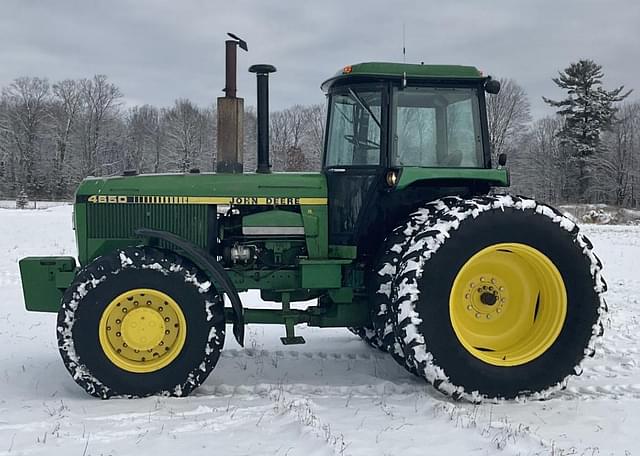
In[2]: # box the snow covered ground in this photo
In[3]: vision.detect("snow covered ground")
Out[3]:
[0,200,71,210]
[1,204,639,455]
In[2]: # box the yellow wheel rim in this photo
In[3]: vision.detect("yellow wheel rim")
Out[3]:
[449,243,567,367]
[98,288,187,373]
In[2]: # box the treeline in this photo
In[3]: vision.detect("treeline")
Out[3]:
[489,60,638,207]
[1,59,639,208]
[0,75,325,199]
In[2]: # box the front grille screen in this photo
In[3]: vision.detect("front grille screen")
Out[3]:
[87,204,208,248]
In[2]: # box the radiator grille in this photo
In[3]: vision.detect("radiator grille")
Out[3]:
[87,204,209,248]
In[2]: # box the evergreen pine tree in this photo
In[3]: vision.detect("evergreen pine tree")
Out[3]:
[543,59,631,201]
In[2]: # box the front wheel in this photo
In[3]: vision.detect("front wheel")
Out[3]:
[57,247,225,398]
[391,195,607,400]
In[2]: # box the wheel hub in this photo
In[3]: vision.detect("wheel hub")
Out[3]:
[120,307,165,351]
[449,243,567,367]
[98,288,187,373]
[462,275,508,321]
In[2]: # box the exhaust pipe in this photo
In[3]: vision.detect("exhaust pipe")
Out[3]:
[249,64,276,174]
[216,33,247,174]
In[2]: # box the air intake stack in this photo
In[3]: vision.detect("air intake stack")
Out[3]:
[249,64,276,174]
[216,33,248,173]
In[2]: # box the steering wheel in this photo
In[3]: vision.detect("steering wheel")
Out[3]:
[344,134,379,150]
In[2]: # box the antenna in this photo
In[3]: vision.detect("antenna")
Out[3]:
[402,22,406,63]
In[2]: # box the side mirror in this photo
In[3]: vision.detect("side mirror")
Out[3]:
[485,78,501,94]
[498,153,508,167]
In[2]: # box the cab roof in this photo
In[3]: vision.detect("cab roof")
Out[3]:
[321,62,484,92]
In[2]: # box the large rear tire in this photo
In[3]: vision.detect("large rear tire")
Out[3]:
[368,215,435,374]
[57,247,225,398]
[391,195,607,400]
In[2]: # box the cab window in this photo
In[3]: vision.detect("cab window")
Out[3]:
[393,87,484,167]
[325,90,382,167]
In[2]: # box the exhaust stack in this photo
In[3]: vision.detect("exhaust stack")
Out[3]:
[216,33,248,173]
[249,64,276,174]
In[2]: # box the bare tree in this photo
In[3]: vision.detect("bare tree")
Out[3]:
[125,104,161,173]
[1,77,51,194]
[51,79,83,197]
[163,99,207,173]
[594,102,640,206]
[511,116,566,204]
[80,75,123,176]
[270,104,324,171]
[303,103,326,170]
[486,78,531,161]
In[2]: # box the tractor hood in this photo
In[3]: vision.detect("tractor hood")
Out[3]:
[75,172,328,205]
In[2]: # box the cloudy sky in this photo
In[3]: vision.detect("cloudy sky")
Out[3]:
[1,0,638,118]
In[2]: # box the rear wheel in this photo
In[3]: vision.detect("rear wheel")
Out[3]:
[391,195,607,400]
[368,215,435,374]
[57,247,225,398]
[347,326,385,351]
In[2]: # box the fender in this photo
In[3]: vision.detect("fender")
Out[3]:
[135,228,245,346]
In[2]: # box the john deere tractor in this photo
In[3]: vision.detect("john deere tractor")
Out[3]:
[19,55,606,400]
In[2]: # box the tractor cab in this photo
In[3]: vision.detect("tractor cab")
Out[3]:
[320,62,504,254]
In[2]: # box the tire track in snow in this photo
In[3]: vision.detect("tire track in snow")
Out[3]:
[220,348,390,361]
[197,380,429,398]
[555,383,640,400]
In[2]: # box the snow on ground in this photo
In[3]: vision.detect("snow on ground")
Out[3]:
[0,200,71,210]
[0,206,639,455]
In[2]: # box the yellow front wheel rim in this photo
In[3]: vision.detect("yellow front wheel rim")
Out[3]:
[449,243,567,367]
[99,288,187,373]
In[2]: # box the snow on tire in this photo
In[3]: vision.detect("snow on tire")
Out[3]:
[369,212,437,374]
[390,195,607,401]
[57,247,225,399]
[347,326,386,351]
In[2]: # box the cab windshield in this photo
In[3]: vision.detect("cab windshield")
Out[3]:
[392,86,484,168]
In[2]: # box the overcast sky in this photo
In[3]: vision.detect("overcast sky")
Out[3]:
[1,0,638,119]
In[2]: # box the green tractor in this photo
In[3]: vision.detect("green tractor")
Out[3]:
[19,55,606,401]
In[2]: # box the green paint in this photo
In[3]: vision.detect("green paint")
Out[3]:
[322,62,483,91]
[19,257,76,312]
[395,167,510,190]
[300,259,351,289]
[76,172,327,199]
[328,245,358,259]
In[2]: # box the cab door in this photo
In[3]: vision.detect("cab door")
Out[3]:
[323,86,387,249]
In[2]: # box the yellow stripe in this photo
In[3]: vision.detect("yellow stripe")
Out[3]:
[186,197,233,204]
[299,198,328,205]
[89,195,328,206]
